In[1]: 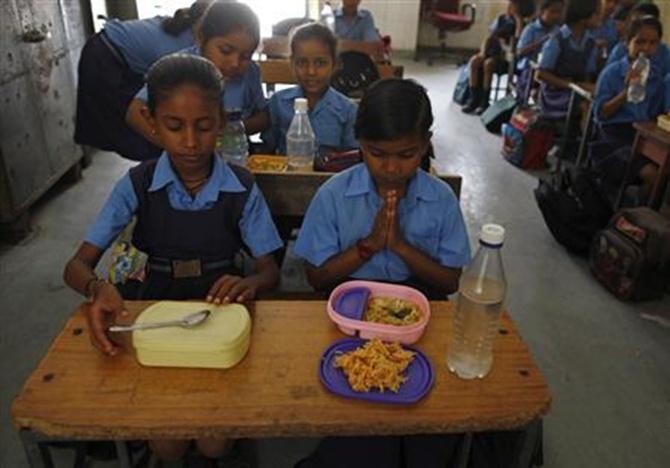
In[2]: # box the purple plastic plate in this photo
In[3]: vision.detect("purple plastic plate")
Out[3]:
[333,287,371,321]
[319,338,435,404]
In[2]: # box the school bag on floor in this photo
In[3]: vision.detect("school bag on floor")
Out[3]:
[452,64,470,105]
[534,167,612,255]
[331,51,380,99]
[589,207,670,301]
[480,94,517,134]
[501,106,554,169]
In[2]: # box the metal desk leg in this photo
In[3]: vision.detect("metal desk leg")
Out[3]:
[455,432,473,468]
[115,440,132,468]
[19,430,54,468]
[576,102,594,168]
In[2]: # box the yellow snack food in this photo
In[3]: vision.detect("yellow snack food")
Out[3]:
[365,296,422,326]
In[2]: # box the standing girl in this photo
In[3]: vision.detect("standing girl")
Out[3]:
[75,1,208,161]
[262,22,358,154]
[64,54,282,461]
[126,1,269,155]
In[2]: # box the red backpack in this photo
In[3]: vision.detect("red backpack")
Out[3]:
[502,106,554,170]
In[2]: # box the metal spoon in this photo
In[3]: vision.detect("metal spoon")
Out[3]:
[108,309,211,332]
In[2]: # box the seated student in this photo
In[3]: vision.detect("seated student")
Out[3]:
[126,1,269,153]
[294,78,470,300]
[515,0,565,100]
[63,54,282,462]
[536,0,601,118]
[595,0,620,54]
[593,16,664,203]
[334,0,385,61]
[461,0,524,115]
[75,1,208,161]
[607,3,670,76]
[262,23,358,154]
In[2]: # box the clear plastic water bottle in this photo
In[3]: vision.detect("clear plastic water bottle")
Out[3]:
[447,224,507,379]
[320,1,335,32]
[286,98,316,171]
[216,109,248,166]
[627,53,650,104]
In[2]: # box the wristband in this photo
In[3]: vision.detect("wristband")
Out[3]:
[356,239,375,261]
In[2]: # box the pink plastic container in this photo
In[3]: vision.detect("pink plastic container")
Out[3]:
[327,280,431,344]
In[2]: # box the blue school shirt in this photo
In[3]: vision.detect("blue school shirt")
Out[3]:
[262,86,358,154]
[594,16,618,52]
[607,42,670,76]
[293,164,471,281]
[103,16,194,75]
[664,74,670,113]
[85,153,283,258]
[334,8,379,41]
[134,46,267,118]
[516,18,559,71]
[539,24,598,76]
[594,56,664,124]
[489,14,517,41]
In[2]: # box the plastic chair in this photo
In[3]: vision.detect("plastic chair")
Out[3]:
[415,0,476,65]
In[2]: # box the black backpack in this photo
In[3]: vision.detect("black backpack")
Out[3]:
[534,167,613,255]
[480,94,517,134]
[331,51,380,99]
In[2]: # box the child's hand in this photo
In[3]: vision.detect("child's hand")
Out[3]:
[384,191,405,251]
[86,282,127,356]
[206,275,259,304]
[625,65,641,86]
[365,200,390,252]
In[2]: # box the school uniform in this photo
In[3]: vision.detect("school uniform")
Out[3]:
[293,163,471,299]
[134,45,267,119]
[85,153,282,299]
[262,86,358,154]
[334,8,379,41]
[516,18,559,98]
[595,16,618,52]
[538,24,598,117]
[664,73,670,112]
[487,13,517,59]
[74,16,194,161]
[607,41,670,76]
[591,56,664,191]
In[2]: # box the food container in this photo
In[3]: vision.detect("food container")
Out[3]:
[132,301,251,369]
[247,154,288,172]
[327,281,430,344]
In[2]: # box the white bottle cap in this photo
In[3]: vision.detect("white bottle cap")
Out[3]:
[294,98,308,112]
[480,224,505,246]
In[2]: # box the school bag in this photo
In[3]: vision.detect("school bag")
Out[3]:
[313,148,362,172]
[501,106,555,169]
[452,64,470,105]
[480,94,517,134]
[589,207,670,301]
[331,51,380,99]
[534,167,613,255]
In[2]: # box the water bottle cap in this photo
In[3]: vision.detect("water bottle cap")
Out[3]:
[294,98,308,112]
[480,224,505,246]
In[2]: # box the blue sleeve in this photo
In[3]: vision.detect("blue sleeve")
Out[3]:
[84,174,139,250]
[293,187,341,267]
[260,94,280,152]
[607,43,626,67]
[517,24,536,50]
[361,11,379,42]
[238,184,283,257]
[585,47,598,76]
[593,65,621,121]
[538,35,560,70]
[248,65,268,113]
[135,84,148,102]
[437,194,471,268]
[341,102,359,149]
[665,74,670,113]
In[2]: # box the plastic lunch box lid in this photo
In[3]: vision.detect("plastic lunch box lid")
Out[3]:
[328,281,431,333]
[132,301,251,352]
[319,338,435,404]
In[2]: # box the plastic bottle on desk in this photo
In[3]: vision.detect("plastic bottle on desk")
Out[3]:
[447,224,507,379]
[216,109,248,166]
[286,98,316,171]
[627,53,650,104]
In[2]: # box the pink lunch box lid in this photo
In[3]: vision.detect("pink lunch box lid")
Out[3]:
[326,280,431,345]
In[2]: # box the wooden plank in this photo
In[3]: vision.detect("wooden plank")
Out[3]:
[257,59,403,86]
[12,301,551,440]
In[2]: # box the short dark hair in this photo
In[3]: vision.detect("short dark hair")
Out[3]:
[161,1,210,36]
[290,22,337,61]
[564,0,599,25]
[199,0,260,47]
[627,15,663,42]
[632,3,660,19]
[146,54,223,114]
[355,78,433,141]
[539,0,564,11]
[613,4,633,22]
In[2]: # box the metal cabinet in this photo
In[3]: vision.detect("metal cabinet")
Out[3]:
[0,0,89,229]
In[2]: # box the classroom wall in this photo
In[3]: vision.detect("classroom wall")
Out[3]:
[363,0,422,51]
[661,1,670,46]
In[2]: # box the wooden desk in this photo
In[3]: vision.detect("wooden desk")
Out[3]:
[12,301,551,465]
[616,121,670,209]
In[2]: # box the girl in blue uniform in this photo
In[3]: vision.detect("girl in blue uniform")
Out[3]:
[593,16,664,203]
[126,1,269,154]
[74,1,207,161]
[64,54,282,462]
[262,22,358,155]
[536,0,601,118]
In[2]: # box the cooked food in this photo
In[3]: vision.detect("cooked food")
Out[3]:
[247,156,287,172]
[365,296,422,326]
[333,339,415,393]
